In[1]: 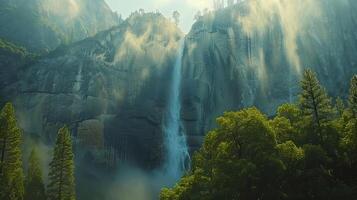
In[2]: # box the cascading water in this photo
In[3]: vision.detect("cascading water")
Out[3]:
[162,39,190,183]
[73,65,83,92]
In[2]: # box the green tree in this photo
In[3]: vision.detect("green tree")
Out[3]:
[161,100,357,199]
[299,69,334,142]
[24,149,46,200]
[276,103,302,125]
[276,140,306,197]
[271,115,296,144]
[276,141,304,168]
[161,108,285,200]
[349,75,357,118]
[47,126,76,200]
[336,97,345,117]
[340,75,357,167]
[341,120,357,161]
[298,144,337,199]
[0,103,24,200]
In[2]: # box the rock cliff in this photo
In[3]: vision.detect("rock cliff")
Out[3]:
[6,13,183,169]
[3,0,357,167]
[0,0,120,53]
[1,1,357,198]
[181,0,357,150]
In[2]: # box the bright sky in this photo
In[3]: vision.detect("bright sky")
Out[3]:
[105,0,213,33]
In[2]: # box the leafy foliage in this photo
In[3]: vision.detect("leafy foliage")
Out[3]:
[0,38,38,61]
[161,69,357,200]
[0,39,27,57]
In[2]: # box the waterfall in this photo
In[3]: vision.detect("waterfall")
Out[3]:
[74,65,83,92]
[162,39,190,183]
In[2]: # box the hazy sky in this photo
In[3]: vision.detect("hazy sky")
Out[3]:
[105,0,213,33]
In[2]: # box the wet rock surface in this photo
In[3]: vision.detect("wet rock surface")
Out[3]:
[2,13,183,170]
[1,3,357,197]
[181,0,357,148]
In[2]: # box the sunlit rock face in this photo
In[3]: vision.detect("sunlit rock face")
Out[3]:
[181,0,357,149]
[8,13,183,169]
[2,0,357,182]
[0,0,120,52]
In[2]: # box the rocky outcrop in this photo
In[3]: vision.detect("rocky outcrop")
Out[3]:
[4,13,183,169]
[181,0,357,149]
[0,12,183,199]
[0,39,37,101]
[0,0,120,53]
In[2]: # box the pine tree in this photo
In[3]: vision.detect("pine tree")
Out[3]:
[47,126,76,200]
[299,69,333,141]
[349,75,357,118]
[336,97,345,117]
[0,103,24,200]
[24,149,46,200]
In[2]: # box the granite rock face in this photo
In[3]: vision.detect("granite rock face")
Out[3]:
[2,0,357,178]
[7,13,183,169]
[0,0,120,53]
[1,1,357,198]
[181,0,357,149]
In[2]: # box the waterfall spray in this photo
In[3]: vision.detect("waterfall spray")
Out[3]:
[162,39,190,183]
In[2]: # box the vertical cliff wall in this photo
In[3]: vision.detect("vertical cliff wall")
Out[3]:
[2,13,183,169]
[2,1,357,198]
[181,0,357,150]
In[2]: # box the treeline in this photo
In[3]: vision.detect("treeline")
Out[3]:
[161,69,357,200]
[0,103,76,200]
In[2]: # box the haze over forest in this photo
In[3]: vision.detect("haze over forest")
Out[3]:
[0,0,357,200]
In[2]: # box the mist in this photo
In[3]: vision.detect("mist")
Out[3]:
[238,0,322,73]
[1,0,356,199]
[105,165,180,200]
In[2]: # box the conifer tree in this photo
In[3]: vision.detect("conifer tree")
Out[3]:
[47,126,76,200]
[299,69,333,141]
[24,149,46,200]
[0,103,24,200]
[349,75,357,118]
[336,97,345,117]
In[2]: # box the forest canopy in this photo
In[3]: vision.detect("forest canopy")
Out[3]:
[160,70,357,200]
